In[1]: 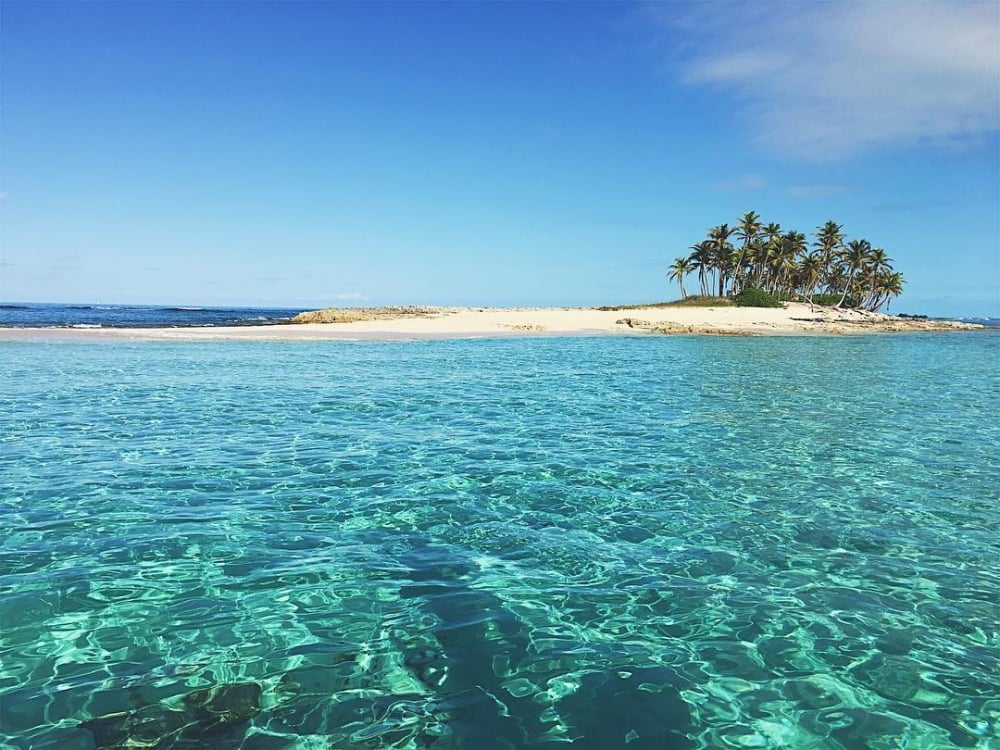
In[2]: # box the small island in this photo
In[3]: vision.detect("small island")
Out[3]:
[271,211,980,339]
[274,302,979,339]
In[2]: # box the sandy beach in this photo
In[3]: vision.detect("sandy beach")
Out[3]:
[0,303,982,341]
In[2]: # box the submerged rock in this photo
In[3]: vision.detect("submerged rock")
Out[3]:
[393,546,697,748]
[79,682,262,749]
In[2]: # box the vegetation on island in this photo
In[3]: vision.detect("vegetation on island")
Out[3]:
[667,212,905,310]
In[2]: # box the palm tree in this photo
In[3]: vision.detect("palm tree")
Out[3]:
[824,264,848,298]
[762,222,783,245]
[746,238,770,289]
[864,247,893,308]
[733,210,763,293]
[717,244,740,296]
[814,220,845,294]
[836,239,872,308]
[755,223,782,288]
[815,221,844,259]
[708,224,736,296]
[667,256,693,299]
[687,241,714,297]
[766,231,805,295]
[784,230,807,277]
[799,251,825,310]
[875,271,905,311]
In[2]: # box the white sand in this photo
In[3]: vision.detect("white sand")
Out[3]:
[0,303,980,342]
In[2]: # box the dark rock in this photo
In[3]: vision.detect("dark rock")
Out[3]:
[79,682,262,749]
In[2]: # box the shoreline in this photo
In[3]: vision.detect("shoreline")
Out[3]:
[0,303,985,342]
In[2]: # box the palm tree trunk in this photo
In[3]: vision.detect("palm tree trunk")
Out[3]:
[836,269,856,308]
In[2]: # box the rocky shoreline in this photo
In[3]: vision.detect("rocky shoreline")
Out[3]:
[286,306,447,324]
[615,314,984,336]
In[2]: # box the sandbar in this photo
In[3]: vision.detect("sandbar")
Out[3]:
[0,303,983,342]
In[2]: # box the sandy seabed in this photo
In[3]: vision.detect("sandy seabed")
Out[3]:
[0,303,982,342]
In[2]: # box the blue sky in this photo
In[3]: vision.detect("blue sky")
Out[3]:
[1,1,997,316]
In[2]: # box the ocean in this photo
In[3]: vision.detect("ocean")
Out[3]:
[0,303,306,329]
[1,334,997,749]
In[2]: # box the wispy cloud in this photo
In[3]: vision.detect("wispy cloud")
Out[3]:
[712,175,766,192]
[332,292,369,302]
[656,0,1000,160]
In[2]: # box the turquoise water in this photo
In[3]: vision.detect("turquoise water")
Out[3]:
[1,334,997,749]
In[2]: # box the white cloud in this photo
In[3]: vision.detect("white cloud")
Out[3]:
[332,292,368,302]
[660,0,1000,160]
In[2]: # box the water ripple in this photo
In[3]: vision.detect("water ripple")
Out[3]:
[1,334,997,748]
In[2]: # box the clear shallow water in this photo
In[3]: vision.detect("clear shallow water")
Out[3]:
[1,334,997,749]
[0,303,304,328]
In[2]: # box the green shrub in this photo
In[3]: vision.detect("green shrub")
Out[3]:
[662,296,733,307]
[596,296,733,311]
[733,288,783,308]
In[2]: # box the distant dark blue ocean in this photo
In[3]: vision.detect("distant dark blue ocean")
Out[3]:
[0,303,306,328]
